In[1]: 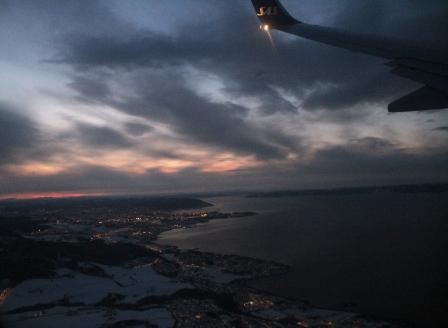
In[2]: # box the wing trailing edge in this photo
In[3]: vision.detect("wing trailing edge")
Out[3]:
[388,87,448,113]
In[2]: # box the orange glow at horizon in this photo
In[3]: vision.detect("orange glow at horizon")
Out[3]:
[0,192,109,201]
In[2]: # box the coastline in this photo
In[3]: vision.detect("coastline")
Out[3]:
[0,197,407,327]
[155,210,412,328]
[157,192,448,327]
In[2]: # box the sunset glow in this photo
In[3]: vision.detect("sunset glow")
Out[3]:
[0,192,108,201]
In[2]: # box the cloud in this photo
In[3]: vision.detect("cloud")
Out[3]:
[52,0,436,161]
[124,122,153,137]
[434,126,448,132]
[56,0,441,116]
[1,0,447,197]
[68,75,111,102]
[66,66,301,160]
[73,122,132,149]
[129,80,298,160]
[297,144,448,185]
[1,142,447,196]
[0,103,39,165]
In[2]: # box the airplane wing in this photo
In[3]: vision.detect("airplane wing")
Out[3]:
[251,0,448,112]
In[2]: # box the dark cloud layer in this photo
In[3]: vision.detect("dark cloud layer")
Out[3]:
[65,68,301,160]
[57,0,447,114]
[59,18,404,112]
[54,0,432,161]
[116,77,298,160]
[74,123,132,149]
[0,103,38,165]
[124,122,153,137]
[68,76,111,102]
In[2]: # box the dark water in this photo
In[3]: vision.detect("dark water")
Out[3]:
[158,193,448,327]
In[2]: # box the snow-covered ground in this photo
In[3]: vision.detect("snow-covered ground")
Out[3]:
[2,263,190,313]
[4,306,174,328]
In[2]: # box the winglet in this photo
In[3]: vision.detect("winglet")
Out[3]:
[251,0,300,28]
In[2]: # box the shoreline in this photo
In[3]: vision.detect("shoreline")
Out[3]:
[154,214,413,328]
[0,198,408,327]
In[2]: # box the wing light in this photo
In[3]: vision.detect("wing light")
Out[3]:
[260,24,270,32]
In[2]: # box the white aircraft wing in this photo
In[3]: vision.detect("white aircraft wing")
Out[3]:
[251,0,448,112]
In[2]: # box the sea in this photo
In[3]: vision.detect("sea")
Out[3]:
[157,192,448,327]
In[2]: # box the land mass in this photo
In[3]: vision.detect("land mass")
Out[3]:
[0,197,406,327]
[246,183,448,198]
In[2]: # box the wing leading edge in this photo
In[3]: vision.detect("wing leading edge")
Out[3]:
[250,0,448,112]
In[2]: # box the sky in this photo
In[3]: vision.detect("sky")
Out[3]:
[0,0,447,199]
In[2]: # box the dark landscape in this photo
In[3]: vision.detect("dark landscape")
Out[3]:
[0,189,422,328]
